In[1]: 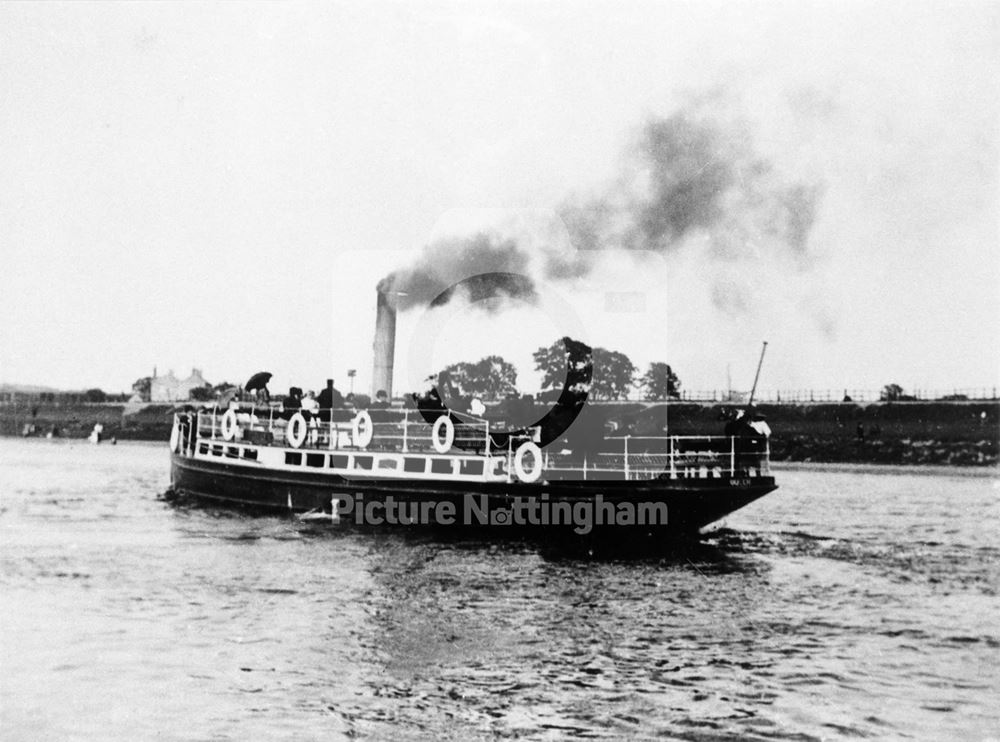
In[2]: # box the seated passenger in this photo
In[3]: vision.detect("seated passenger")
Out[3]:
[284,387,303,409]
[281,387,303,420]
[371,389,391,409]
[301,390,320,414]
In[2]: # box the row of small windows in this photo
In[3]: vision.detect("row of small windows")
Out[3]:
[200,442,258,461]
[283,451,485,476]
[199,441,486,476]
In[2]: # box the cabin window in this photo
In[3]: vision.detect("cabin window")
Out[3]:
[330,454,349,469]
[285,452,302,466]
[306,453,325,468]
[377,458,398,471]
[403,458,425,473]
[211,444,223,457]
[354,455,373,470]
[430,458,454,475]
[225,446,240,458]
[243,448,258,461]
[459,459,484,476]
[199,443,209,455]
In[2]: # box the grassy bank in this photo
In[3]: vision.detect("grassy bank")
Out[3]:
[0,402,175,441]
[2,399,996,467]
[604,400,999,467]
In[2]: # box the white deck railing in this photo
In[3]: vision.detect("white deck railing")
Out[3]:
[544,435,771,480]
[184,409,771,481]
[195,407,495,453]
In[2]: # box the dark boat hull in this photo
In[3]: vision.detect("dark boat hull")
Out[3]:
[169,450,776,535]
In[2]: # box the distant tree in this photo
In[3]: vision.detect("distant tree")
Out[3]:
[880,383,905,402]
[532,337,597,396]
[642,362,681,400]
[132,376,151,401]
[532,339,569,391]
[189,384,214,402]
[441,355,518,400]
[533,337,637,399]
[84,388,107,403]
[212,382,235,394]
[591,348,637,400]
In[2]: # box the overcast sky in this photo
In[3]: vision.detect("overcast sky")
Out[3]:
[1,1,997,396]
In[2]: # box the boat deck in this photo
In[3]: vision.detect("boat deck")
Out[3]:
[172,407,771,485]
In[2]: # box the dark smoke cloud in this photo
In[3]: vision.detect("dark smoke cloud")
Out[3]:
[378,233,538,313]
[549,99,825,308]
[635,112,739,246]
[380,93,825,323]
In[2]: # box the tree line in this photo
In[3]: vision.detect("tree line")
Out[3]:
[439,338,681,401]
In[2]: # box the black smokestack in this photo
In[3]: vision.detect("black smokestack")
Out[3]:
[372,290,397,397]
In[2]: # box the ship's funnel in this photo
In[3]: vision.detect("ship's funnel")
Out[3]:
[372,290,397,398]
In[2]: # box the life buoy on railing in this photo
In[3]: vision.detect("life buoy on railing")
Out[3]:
[221,409,238,442]
[432,416,455,454]
[513,441,543,483]
[287,412,307,449]
[169,418,180,452]
[352,411,373,448]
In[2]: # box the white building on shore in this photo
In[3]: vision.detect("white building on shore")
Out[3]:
[150,367,210,402]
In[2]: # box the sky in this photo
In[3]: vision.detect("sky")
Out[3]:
[1,1,997,397]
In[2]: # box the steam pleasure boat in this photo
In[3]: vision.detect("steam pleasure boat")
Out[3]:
[167,290,777,536]
[168,404,776,535]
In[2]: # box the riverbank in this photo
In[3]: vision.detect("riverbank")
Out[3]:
[618,400,999,467]
[1,399,996,467]
[0,402,174,442]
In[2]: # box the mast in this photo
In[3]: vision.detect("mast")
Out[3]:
[747,341,768,406]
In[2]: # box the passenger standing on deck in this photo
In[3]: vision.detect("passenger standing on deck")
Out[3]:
[748,411,771,438]
[724,408,767,474]
[317,381,344,410]
[723,408,745,437]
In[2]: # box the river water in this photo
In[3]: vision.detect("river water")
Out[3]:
[1,439,997,741]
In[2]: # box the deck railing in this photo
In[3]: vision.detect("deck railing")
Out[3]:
[185,407,770,481]
[194,407,495,453]
[543,435,770,480]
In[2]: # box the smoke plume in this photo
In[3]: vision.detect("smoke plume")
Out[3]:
[381,93,825,321]
[378,233,538,313]
[549,99,825,311]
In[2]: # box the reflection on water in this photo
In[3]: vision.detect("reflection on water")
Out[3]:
[1,439,997,740]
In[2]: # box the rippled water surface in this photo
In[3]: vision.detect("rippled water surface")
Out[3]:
[1,439,998,740]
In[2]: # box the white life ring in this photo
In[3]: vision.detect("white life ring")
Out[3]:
[287,412,307,449]
[352,411,373,448]
[514,441,543,483]
[169,419,180,452]
[221,409,238,441]
[432,416,455,453]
